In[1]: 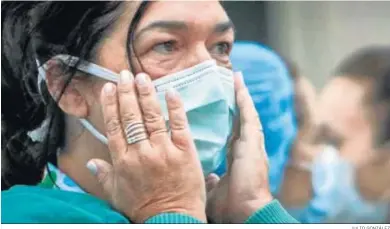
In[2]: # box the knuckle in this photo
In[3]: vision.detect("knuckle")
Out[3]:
[139,151,163,167]
[105,118,122,135]
[103,94,116,106]
[117,83,133,94]
[143,109,162,124]
[138,84,152,96]
[167,96,182,110]
[145,116,167,135]
[121,111,138,124]
[172,134,191,150]
[170,115,187,130]
[114,158,130,172]
[97,171,110,185]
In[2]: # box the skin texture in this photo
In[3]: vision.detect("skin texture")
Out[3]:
[44,1,235,199]
[91,71,207,222]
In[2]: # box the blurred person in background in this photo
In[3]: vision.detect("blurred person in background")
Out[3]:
[279,60,318,210]
[356,66,390,222]
[284,46,390,223]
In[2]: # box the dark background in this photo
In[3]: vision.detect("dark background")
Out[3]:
[222,1,268,44]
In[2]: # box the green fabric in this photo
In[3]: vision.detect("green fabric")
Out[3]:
[1,185,204,224]
[145,213,204,224]
[245,199,299,224]
[2,185,129,223]
[2,185,297,224]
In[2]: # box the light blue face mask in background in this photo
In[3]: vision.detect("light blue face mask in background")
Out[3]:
[293,145,389,223]
[215,41,298,195]
[34,56,236,175]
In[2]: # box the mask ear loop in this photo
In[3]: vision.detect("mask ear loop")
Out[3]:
[35,58,66,189]
[36,55,121,146]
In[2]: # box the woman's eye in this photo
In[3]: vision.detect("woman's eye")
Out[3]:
[210,42,231,56]
[152,41,176,54]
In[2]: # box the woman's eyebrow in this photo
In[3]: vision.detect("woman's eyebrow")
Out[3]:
[135,20,188,40]
[313,123,344,147]
[213,20,235,34]
[134,19,235,41]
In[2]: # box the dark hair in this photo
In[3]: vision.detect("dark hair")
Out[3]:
[372,68,390,146]
[333,46,390,81]
[332,46,390,147]
[1,2,149,190]
[283,58,300,81]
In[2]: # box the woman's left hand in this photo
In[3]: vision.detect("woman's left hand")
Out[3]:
[206,72,273,223]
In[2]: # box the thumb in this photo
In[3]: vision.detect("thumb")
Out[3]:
[86,159,113,193]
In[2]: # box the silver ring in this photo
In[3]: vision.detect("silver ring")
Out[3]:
[124,121,148,144]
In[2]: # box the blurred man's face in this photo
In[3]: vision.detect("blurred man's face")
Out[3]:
[316,76,390,202]
[315,77,375,166]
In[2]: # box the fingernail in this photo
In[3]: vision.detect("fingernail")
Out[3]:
[136,73,148,86]
[86,161,98,175]
[207,173,220,182]
[120,70,133,83]
[166,87,178,100]
[104,83,115,95]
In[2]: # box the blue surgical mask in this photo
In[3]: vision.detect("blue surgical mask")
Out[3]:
[295,145,389,223]
[36,55,236,175]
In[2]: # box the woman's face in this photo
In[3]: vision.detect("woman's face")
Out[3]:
[55,1,235,161]
[97,1,234,78]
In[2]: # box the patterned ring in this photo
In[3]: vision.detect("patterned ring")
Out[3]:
[124,121,148,144]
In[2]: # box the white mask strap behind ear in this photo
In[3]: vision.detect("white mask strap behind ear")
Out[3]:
[34,54,122,144]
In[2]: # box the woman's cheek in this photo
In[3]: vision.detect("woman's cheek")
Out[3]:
[138,55,179,80]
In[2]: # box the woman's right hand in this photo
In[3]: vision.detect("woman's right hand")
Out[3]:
[87,70,206,223]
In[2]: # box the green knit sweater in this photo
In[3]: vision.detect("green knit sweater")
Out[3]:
[1,185,298,224]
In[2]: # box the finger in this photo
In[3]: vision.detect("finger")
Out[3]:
[135,73,168,145]
[86,159,113,195]
[234,72,263,141]
[118,70,150,150]
[227,116,240,173]
[165,87,194,151]
[206,173,220,192]
[101,83,127,160]
[206,175,228,224]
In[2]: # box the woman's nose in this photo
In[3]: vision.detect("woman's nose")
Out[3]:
[182,44,213,68]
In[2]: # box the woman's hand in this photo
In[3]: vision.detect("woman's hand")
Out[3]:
[206,72,273,223]
[87,71,206,223]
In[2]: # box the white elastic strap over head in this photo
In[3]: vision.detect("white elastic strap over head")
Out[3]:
[33,55,121,143]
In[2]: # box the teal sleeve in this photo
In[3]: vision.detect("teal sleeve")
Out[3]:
[145,213,204,224]
[245,200,299,224]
